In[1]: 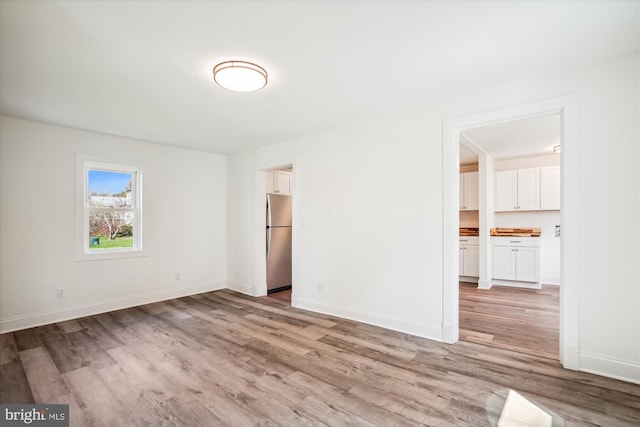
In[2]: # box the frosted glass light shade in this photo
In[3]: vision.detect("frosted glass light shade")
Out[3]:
[213,61,267,92]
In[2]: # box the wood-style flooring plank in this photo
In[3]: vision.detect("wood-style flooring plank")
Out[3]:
[12,323,62,352]
[41,329,116,373]
[0,332,19,365]
[63,366,140,426]
[216,290,338,328]
[76,317,125,351]
[0,360,34,403]
[19,346,69,402]
[1,288,639,426]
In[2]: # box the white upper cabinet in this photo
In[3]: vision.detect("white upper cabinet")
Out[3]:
[540,166,561,210]
[495,170,517,211]
[266,170,292,195]
[516,168,540,210]
[495,168,540,212]
[275,170,292,195]
[459,171,479,211]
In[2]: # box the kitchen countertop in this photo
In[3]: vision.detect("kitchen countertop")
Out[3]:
[459,227,479,236]
[460,227,542,237]
[490,227,541,237]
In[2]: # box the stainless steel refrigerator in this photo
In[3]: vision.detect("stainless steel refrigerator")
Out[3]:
[266,194,292,292]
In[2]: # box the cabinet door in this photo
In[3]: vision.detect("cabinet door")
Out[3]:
[274,170,292,195]
[495,170,517,211]
[459,246,465,273]
[540,166,560,210]
[461,172,479,210]
[515,247,539,282]
[265,171,276,193]
[463,245,479,277]
[516,168,540,211]
[493,246,515,280]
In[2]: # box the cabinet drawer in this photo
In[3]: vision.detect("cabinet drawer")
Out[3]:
[493,237,538,248]
[459,237,479,245]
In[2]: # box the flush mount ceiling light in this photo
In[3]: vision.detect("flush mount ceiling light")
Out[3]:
[213,60,267,92]
[553,144,561,153]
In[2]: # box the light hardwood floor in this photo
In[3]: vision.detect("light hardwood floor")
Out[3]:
[459,282,559,360]
[2,289,639,426]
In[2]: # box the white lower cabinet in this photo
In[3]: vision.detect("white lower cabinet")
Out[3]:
[459,237,479,278]
[492,237,539,284]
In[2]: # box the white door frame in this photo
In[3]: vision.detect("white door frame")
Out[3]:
[442,95,579,370]
[252,159,298,304]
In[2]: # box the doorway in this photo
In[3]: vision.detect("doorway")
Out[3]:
[253,160,297,306]
[457,115,561,360]
[442,95,580,370]
[266,167,293,301]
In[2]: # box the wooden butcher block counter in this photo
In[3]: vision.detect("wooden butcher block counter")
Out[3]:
[459,227,479,236]
[490,227,541,237]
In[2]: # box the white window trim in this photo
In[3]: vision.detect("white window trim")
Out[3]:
[76,155,147,261]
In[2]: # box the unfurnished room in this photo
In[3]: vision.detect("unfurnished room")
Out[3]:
[0,1,639,426]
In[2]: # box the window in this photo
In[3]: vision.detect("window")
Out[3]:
[83,161,142,255]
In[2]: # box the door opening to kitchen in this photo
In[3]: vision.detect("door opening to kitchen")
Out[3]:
[266,166,293,304]
[457,114,561,361]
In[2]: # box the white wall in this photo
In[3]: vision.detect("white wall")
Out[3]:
[227,53,639,383]
[459,211,479,228]
[228,115,445,338]
[0,116,227,332]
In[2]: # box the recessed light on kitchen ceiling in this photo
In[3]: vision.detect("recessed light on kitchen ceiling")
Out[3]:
[213,60,267,92]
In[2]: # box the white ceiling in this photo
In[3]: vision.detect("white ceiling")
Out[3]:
[0,1,637,154]
[461,114,561,163]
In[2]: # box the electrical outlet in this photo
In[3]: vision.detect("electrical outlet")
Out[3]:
[555,225,560,237]
[57,287,65,298]
[317,282,323,292]
[175,273,181,281]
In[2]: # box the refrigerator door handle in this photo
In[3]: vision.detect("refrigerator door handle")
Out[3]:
[266,227,272,260]
[266,195,272,228]
[266,195,272,259]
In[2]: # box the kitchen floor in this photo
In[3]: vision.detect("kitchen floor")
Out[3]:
[459,282,559,360]
[268,287,292,303]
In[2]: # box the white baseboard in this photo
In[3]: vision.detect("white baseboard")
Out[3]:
[477,279,492,289]
[442,322,458,344]
[579,352,640,385]
[296,298,442,342]
[0,282,226,334]
[226,281,254,296]
[459,276,479,284]
[490,279,541,289]
[541,276,561,285]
